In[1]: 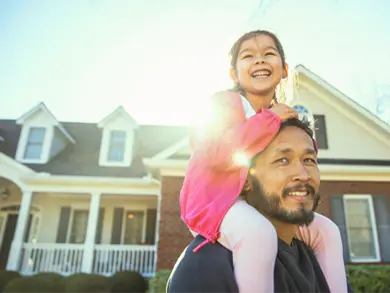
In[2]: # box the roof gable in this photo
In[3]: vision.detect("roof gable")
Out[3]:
[98,106,139,129]
[16,103,75,143]
[295,65,390,135]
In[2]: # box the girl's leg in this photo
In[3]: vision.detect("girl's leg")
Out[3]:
[219,198,278,293]
[296,212,348,293]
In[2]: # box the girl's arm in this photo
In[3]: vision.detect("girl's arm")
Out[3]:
[191,92,281,169]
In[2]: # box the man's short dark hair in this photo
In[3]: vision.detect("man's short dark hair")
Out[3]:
[250,117,315,166]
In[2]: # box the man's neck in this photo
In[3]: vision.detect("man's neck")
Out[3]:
[267,217,298,245]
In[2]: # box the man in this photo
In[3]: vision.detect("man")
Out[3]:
[167,118,350,293]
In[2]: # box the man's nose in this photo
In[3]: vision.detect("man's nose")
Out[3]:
[292,164,311,182]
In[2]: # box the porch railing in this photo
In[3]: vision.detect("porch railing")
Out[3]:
[19,243,157,277]
[20,243,84,275]
[93,245,156,277]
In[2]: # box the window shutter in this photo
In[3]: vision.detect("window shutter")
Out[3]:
[330,196,350,262]
[372,195,390,262]
[56,207,71,243]
[145,209,157,244]
[313,115,328,149]
[111,208,124,244]
[95,208,105,244]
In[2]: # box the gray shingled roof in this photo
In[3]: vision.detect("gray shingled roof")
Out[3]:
[0,119,189,177]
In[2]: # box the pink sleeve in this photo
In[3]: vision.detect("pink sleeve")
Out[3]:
[192,94,281,170]
[297,213,348,293]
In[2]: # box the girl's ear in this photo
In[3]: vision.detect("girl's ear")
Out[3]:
[229,67,238,84]
[282,63,289,79]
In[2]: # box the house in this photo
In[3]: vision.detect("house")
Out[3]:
[0,65,389,278]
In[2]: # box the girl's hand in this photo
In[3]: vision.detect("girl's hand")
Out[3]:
[269,104,298,122]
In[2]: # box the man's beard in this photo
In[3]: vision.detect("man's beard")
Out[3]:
[246,178,320,226]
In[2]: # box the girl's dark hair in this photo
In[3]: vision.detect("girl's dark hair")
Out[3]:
[228,30,287,103]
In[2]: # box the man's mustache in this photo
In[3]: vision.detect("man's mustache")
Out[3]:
[282,184,316,198]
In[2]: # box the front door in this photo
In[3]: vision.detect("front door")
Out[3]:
[0,214,32,269]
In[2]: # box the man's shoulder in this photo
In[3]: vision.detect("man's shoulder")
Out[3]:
[167,235,238,293]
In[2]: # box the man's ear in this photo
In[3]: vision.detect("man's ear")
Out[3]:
[243,172,254,192]
[282,62,289,79]
[229,67,238,84]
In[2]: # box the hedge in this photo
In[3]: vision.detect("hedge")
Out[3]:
[2,265,389,293]
[0,271,21,293]
[346,265,390,293]
[148,266,390,293]
[1,270,147,293]
[149,270,172,293]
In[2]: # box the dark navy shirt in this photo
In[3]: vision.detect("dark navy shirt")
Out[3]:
[168,235,337,293]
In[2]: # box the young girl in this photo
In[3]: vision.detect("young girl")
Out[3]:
[180,30,347,293]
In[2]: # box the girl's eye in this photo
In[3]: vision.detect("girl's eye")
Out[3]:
[265,52,276,56]
[242,54,253,59]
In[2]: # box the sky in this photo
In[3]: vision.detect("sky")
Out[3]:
[1,0,389,126]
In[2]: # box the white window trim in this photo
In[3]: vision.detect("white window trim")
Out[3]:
[120,207,147,245]
[15,125,54,164]
[343,194,381,263]
[99,128,133,167]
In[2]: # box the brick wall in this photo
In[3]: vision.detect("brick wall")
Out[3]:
[157,176,191,270]
[319,181,390,217]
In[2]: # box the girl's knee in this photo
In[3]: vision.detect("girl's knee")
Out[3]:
[313,213,341,238]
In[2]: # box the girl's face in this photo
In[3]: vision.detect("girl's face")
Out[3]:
[231,34,287,97]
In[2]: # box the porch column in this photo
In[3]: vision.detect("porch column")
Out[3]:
[6,190,33,271]
[81,192,101,273]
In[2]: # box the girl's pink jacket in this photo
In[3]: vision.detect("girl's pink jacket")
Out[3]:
[179,91,282,245]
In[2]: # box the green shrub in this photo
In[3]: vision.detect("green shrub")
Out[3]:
[34,272,64,280]
[64,273,110,293]
[149,270,172,293]
[4,276,60,293]
[346,265,390,293]
[109,271,148,293]
[0,271,20,293]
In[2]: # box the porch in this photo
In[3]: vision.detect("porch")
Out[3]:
[19,243,156,277]
[0,172,160,277]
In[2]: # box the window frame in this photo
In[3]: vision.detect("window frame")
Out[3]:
[98,128,133,167]
[120,208,147,245]
[343,194,381,263]
[106,130,127,163]
[67,209,89,244]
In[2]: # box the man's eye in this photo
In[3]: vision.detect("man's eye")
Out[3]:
[304,158,318,164]
[275,158,289,164]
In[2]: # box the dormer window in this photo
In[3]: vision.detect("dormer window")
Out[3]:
[24,127,46,160]
[107,130,126,162]
[98,107,138,167]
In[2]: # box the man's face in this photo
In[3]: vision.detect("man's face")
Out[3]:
[247,125,320,225]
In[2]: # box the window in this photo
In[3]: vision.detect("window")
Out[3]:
[123,211,145,245]
[24,127,46,159]
[313,115,328,149]
[69,210,89,244]
[292,104,328,150]
[343,195,380,262]
[107,130,126,162]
